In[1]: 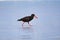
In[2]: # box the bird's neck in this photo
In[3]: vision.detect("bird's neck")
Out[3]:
[31,16,34,19]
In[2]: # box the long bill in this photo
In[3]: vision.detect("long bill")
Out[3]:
[34,15,38,19]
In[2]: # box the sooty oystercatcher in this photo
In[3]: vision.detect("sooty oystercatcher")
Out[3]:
[17,14,38,27]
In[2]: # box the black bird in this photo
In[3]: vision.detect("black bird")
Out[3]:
[17,14,38,27]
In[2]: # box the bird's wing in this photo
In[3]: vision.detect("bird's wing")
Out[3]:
[22,16,30,20]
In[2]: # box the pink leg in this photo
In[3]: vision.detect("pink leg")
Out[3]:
[29,24,32,26]
[28,22,32,26]
[22,22,25,28]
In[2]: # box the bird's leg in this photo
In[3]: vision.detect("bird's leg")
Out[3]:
[22,22,25,28]
[28,22,32,26]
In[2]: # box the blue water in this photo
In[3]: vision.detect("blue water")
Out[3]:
[0,1,60,40]
[0,25,60,40]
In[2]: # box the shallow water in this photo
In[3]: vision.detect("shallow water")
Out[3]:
[0,1,60,40]
[0,25,60,40]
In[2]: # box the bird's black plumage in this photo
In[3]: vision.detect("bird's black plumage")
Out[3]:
[17,14,35,22]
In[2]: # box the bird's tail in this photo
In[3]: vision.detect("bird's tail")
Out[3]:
[17,19,22,21]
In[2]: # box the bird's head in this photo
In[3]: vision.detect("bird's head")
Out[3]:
[31,14,38,18]
[31,14,35,17]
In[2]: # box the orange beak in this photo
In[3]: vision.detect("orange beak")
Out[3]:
[34,15,38,19]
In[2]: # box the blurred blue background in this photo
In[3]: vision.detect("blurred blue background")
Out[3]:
[0,1,60,40]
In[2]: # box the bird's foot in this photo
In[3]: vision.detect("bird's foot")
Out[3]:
[22,26,25,29]
[22,25,25,29]
[29,24,32,26]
